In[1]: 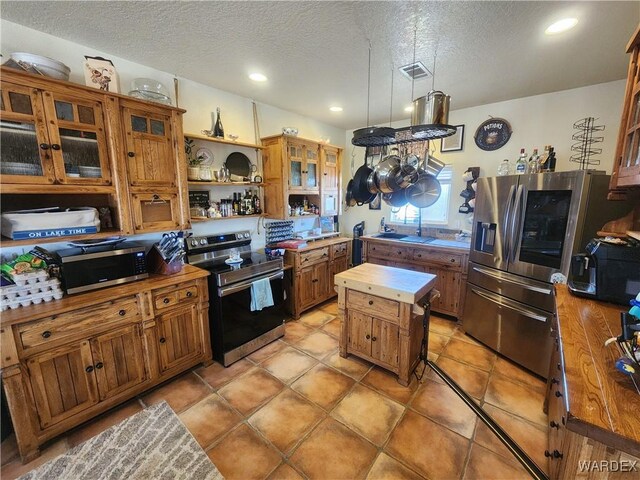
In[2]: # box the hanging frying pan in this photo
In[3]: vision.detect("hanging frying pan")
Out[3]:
[382,188,408,207]
[406,173,442,208]
[345,179,356,207]
[351,150,376,204]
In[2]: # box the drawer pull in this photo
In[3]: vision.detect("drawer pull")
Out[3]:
[553,450,563,459]
[303,258,309,262]
[159,337,166,344]
[41,330,52,339]
[450,258,455,263]
[312,279,318,283]
[544,450,552,458]
[555,390,563,398]
[551,377,559,384]
[322,253,328,257]
[163,298,170,304]
[119,309,126,316]
[417,254,422,258]
[186,291,193,297]
[85,365,94,373]
[368,300,373,305]
[549,421,559,429]
[95,362,104,370]
[127,151,135,157]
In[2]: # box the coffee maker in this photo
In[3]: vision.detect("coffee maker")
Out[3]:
[569,238,640,305]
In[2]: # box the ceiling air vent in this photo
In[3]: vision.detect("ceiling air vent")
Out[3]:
[398,62,430,81]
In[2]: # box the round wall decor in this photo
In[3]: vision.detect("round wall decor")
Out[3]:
[474,118,512,151]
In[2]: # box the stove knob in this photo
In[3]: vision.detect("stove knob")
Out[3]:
[190,239,198,247]
[200,239,207,245]
[244,233,250,238]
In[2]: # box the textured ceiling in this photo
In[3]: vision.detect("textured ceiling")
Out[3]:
[2,1,638,129]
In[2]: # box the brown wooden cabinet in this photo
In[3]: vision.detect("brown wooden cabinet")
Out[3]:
[284,237,350,319]
[261,135,342,219]
[1,266,212,462]
[0,67,190,245]
[610,25,640,194]
[347,310,400,369]
[363,238,468,319]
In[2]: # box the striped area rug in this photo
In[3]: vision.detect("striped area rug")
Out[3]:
[19,402,223,480]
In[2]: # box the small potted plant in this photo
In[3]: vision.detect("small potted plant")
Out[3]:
[185,138,204,180]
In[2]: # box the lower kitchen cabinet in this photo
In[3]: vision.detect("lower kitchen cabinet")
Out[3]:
[347,310,399,369]
[362,238,468,319]
[0,266,211,462]
[284,237,350,319]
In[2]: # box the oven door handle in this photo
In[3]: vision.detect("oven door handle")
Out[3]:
[218,271,284,297]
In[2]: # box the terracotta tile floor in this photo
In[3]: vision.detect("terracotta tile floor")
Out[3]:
[1,299,549,479]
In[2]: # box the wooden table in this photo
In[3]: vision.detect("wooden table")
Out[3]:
[335,263,436,385]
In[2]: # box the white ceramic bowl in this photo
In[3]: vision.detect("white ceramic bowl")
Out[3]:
[11,52,70,80]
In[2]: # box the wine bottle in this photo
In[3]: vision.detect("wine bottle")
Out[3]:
[213,107,224,138]
[547,147,556,172]
[528,148,540,174]
[515,148,527,175]
[252,189,261,214]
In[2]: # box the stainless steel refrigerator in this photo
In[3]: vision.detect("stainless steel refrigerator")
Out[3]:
[462,170,631,377]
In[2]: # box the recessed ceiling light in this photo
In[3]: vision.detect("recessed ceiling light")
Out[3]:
[545,18,578,35]
[249,73,268,82]
[329,106,343,112]
[404,106,414,112]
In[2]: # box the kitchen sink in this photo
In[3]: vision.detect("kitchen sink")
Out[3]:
[397,235,436,244]
[374,232,407,239]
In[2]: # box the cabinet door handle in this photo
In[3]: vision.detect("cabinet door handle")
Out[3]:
[95,362,104,369]
[450,258,456,263]
[163,298,170,304]
[368,300,373,305]
[85,365,94,373]
[128,151,135,157]
[186,291,193,297]
[365,334,370,339]
[551,377,559,384]
[51,144,61,150]
[549,421,559,429]
[159,337,166,344]
[555,390,563,398]
[322,253,328,257]
[41,330,52,339]
[417,254,422,258]
[553,450,563,459]
[39,143,50,150]
[544,450,552,458]
[119,309,126,316]
[371,336,377,342]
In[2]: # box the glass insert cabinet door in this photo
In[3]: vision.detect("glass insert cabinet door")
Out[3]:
[305,147,318,189]
[41,91,112,185]
[122,106,175,188]
[0,82,56,183]
[287,142,304,189]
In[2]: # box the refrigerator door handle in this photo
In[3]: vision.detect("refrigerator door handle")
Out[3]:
[471,266,552,294]
[470,287,548,323]
[502,185,516,261]
[509,184,525,262]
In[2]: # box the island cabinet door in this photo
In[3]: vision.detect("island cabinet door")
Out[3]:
[371,319,399,368]
[90,324,147,401]
[347,310,372,357]
[155,304,202,374]
[26,340,99,430]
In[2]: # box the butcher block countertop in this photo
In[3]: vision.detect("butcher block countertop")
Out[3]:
[0,265,209,327]
[281,236,350,252]
[334,263,436,305]
[555,285,640,456]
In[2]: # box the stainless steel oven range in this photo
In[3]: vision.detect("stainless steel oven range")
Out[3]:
[185,230,285,366]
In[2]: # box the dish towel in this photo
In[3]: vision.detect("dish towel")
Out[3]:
[250,277,274,311]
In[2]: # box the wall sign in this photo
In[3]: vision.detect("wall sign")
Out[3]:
[474,118,512,151]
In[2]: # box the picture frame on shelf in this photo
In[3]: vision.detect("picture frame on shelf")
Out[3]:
[83,56,120,93]
[441,124,464,152]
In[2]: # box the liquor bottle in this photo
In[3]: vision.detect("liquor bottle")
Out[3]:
[547,147,557,172]
[238,192,246,215]
[515,148,527,175]
[232,193,239,215]
[528,148,540,174]
[252,189,261,214]
[538,145,550,170]
[213,107,224,138]
[244,190,253,215]
[497,159,512,176]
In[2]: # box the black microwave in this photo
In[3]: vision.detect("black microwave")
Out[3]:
[56,242,148,294]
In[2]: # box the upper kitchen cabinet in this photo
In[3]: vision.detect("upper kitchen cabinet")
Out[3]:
[262,134,342,219]
[610,25,640,196]
[320,144,342,216]
[121,103,176,188]
[1,78,113,187]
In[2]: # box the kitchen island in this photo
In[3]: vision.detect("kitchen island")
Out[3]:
[1,265,212,462]
[361,234,469,319]
[335,263,436,386]
[548,286,640,478]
